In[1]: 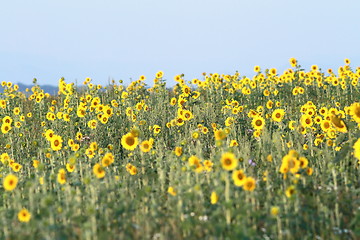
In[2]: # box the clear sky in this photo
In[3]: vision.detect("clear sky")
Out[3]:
[1,0,359,86]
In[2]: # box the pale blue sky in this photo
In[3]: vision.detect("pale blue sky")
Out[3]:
[1,0,359,86]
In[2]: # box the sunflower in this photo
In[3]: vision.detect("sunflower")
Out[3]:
[0,100,7,109]
[232,169,246,186]
[121,132,138,151]
[203,160,213,172]
[243,177,256,191]
[126,163,138,175]
[272,109,285,122]
[11,163,22,172]
[174,147,182,157]
[224,117,234,127]
[300,115,313,128]
[66,163,75,173]
[286,185,296,198]
[63,114,70,122]
[85,148,95,158]
[266,100,273,109]
[298,87,304,94]
[320,120,332,132]
[89,142,98,150]
[176,116,185,126]
[76,107,86,118]
[253,130,261,138]
[292,87,299,96]
[182,110,193,121]
[88,119,97,129]
[311,65,319,71]
[57,169,66,184]
[3,174,18,191]
[139,140,152,153]
[210,191,219,204]
[269,68,277,76]
[167,186,177,196]
[32,160,39,168]
[314,116,322,125]
[192,131,200,139]
[156,71,164,78]
[299,157,309,168]
[1,123,11,134]
[350,102,360,123]
[202,127,209,134]
[45,129,55,141]
[93,163,105,178]
[18,208,31,222]
[170,97,177,106]
[288,120,296,130]
[192,91,200,99]
[270,206,280,217]
[229,140,238,147]
[13,107,21,115]
[50,135,63,151]
[221,152,238,171]
[71,144,80,152]
[101,153,115,167]
[153,125,161,134]
[289,57,297,67]
[0,153,11,165]
[188,155,201,168]
[251,116,265,130]
[67,139,75,147]
[214,129,227,141]
[2,116,13,125]
[45,112,55,121]
[330,114,347,133]
[102,106,113,117]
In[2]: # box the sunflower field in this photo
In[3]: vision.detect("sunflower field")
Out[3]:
[1,58,360,239]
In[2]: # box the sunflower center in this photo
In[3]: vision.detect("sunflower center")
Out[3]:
[354,107,360,117]
[224,159,232,166]
[126,137,135,146]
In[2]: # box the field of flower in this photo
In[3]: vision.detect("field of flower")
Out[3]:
[1,58,360,239]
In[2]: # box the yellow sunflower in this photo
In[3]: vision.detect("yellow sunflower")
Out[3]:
[272,109,285,122]
[50,135,63,151]
[251,116,265,130]
[140,140,153,153]
[232,169,246,186]
[18,208,31,222]
[330,114,347,133]
[3,174,18,191]
[210,191,219,204]
[121,132,138,151]
[101,153,115,167]
[220,152,238,171]
[350,102,360,123]
[243,177,256,191]
[93,163,106,178]
[1,123,11,134]
[57,169,66,184]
